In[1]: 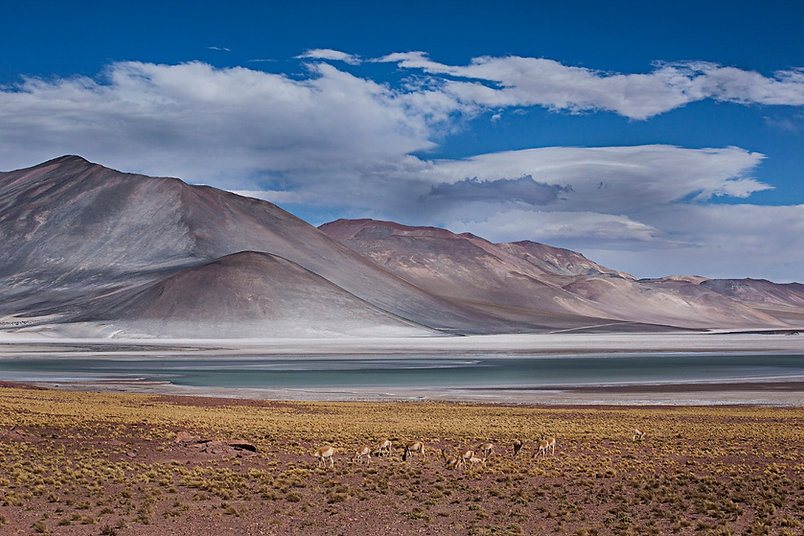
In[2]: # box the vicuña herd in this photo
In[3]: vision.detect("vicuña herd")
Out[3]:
[312,429,645,469]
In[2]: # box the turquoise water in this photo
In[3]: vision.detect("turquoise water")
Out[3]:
[0,353,802,389]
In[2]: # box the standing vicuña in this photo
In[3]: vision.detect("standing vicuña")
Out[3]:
[373,439,392,456]
[535,436,556,457]
[354,446,371,464]
[512,439,523,457]
[402,441,425,461]
[632,428,646,441]
[477,442,494,458]
[314,445,335,468]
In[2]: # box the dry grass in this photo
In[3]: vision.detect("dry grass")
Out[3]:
[0,387,802,534]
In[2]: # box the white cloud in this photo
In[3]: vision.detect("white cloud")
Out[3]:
[421,145,770,212]
[297,48,362,65]
[445,210,662,244]
[584,204,804,280]
[377,54,804,119]
[0,61,441,188]
[764,112,803,134]
[0,55,802,281]
[690,63,804,105]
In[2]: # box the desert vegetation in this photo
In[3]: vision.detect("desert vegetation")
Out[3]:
[0,385,802,535]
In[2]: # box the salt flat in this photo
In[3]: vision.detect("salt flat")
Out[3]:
[1,331,801,405]
[1,330,802,356]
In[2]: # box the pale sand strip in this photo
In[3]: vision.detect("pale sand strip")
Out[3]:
[17,379,803,406]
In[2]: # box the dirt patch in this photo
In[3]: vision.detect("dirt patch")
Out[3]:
[0,380,48,390]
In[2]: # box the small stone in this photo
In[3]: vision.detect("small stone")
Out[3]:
[228,440,257,452]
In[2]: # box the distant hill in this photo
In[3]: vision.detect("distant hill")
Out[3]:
[319,219,792,330]
[1,156,801,338]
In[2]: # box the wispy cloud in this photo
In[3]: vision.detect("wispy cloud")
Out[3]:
[445,209,663,244]
[376,53,804,119]
[297,48,361,65]
[764,113,803,134]
[206,46,231,52]
[423,146,771,213]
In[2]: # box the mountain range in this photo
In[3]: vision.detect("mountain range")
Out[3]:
[1,155,802,338]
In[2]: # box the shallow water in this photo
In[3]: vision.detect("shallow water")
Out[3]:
[0,353,802,389]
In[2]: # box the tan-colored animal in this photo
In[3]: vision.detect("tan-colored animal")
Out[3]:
[632,428,646,441]
[402,441,425,461]
[373,439,393,456]
[512,439,523,457]
[477,442,494,458]
[354,446,371,464]
[466,454,486,468]
[314,445,335,468]
[441,448,462,470]
[535,437,556,457]
[460,448,475,465]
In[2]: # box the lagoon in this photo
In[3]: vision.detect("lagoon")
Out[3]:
[0,353,802,391]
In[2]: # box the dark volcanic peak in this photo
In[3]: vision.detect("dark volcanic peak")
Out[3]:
[642,275,711,285]
[5,154,90,173]
[0,154,200,278]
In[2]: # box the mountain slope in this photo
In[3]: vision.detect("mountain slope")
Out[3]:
[700,278,804,309]
[0,156,506,334]
[319,218,614,318]
[562,275,784,329]
[497,240,633,278]
[2,156,800,337]
[320,219,793,330]
[82,251,429,337]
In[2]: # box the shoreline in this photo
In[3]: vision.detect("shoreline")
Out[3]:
[8,377,802,407]
[1,330,803,356]
[1,331,801,406]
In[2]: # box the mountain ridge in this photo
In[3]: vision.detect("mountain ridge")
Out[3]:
[2,156,802,338]
[0,155,512,335]
[318,218,794,330]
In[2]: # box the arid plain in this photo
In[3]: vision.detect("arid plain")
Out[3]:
[1,382,802,536]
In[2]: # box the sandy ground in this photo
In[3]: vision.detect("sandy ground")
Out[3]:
[18,379,803,406]
[1,331,802,405]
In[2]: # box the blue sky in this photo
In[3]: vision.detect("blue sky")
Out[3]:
[2,1,803,281]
